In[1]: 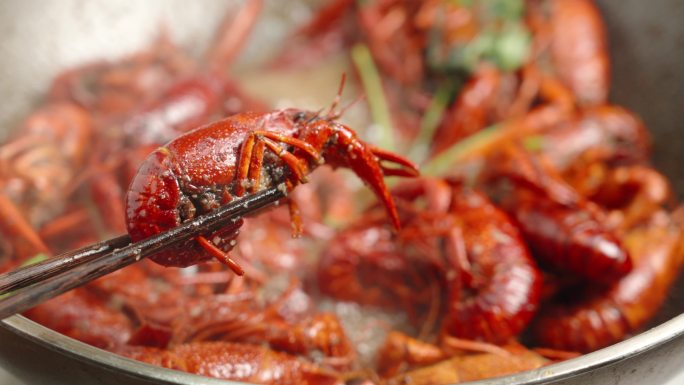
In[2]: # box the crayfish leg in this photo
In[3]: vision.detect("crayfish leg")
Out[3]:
[440,335,511,357]
[258,131,319,161]
[234,131,316,238]
[262,139,308,183]
[247,139,266,194]
[287,199,303,238]
[195,235,244,276]
[237,131,316,197]
[235,133,257,197]
[0,195,50,260]
[237,132,313,196]
[445,227,474,287]
[281,179,302,238]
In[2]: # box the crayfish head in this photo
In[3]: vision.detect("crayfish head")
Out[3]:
[285,109,321,125]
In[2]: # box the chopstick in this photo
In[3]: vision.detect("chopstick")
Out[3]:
[0,186,285,320]
[0,235,131,294]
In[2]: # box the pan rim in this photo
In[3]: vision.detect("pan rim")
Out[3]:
[3,312,684,384]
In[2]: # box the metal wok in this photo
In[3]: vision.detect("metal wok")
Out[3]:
[0,0,683,384]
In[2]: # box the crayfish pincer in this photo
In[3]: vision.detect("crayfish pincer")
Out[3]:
[125,107,419,272]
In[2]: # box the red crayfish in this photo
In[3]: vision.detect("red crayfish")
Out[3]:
[126,94,419,273]
[122,341,344,385]
[532,210,684,352]
[481,145,633,285]
[318,177,542,344]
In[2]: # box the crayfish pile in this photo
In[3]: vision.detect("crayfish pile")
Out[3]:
[1,1,683,384]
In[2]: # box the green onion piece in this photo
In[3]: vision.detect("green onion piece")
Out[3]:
[20,253,49,267]
[431,0,531,74]
[494,23,531,71]
[488,0,526,20]
[0,253,49,300]
[523,135,545,152]
[461,31,494,73]
[351,43,396,151]
[454,0,474,8]
[409,80,459,164]
[422,124,501,176]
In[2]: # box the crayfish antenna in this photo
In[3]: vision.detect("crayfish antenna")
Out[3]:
[325,73,366,121]
[326,73,347,120]
[338,93,366,119]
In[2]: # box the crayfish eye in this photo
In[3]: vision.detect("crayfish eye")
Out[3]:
[293,111,307,122]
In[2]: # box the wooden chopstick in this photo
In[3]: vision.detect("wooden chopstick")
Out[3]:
[0,234,131,294]
[0,186,285,320]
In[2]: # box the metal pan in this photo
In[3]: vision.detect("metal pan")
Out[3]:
[1,0,683,384]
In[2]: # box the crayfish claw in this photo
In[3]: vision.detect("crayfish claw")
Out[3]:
[371,145,420,177]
